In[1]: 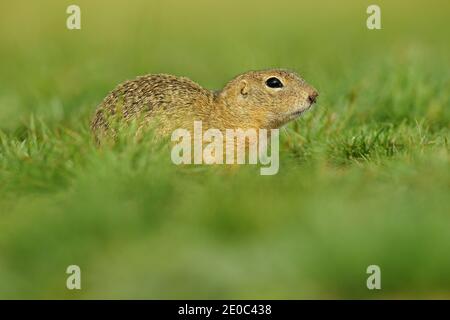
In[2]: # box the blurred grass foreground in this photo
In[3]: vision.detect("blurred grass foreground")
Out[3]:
[0,0,449,298]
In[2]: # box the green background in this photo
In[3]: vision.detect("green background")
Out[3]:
[0,0,449,298]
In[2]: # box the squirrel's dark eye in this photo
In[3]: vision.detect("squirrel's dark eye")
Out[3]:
[265,77,283,88]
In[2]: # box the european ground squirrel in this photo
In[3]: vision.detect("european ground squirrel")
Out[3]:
[91,69,318,140]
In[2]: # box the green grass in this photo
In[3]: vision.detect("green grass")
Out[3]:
[0,0,449,299]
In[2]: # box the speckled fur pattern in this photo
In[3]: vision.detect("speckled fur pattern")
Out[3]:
[91,69,318,141]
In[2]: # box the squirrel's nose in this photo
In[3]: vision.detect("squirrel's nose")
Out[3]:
[308,91,319,104]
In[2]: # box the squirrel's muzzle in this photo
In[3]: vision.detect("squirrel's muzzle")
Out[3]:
[308,91,319,104]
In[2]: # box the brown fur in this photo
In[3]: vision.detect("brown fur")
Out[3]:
[91,69,318,141]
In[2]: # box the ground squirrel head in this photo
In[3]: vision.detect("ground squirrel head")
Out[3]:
[217,69,318,128]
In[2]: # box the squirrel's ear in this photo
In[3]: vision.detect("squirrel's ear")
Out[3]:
[240,80,249,97]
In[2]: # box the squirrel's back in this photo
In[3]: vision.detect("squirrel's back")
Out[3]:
[91,74,213,137]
